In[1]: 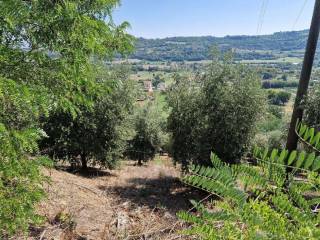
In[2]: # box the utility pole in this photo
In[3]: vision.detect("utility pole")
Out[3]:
[286,0,320,151]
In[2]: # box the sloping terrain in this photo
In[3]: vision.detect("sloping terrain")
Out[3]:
[25,158,203,240]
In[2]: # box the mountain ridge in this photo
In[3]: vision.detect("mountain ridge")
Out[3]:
[131,29,310,61]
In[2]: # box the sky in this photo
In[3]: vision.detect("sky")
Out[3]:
[113,0,315,38]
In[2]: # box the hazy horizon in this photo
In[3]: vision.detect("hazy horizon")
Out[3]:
[114,0,314,38]
[132,28,309,40]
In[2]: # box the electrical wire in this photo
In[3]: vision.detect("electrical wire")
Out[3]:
[257,0,269,35]
[292,0,309,30]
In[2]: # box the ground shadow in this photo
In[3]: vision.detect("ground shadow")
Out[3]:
[98,176,213,214]
[55,165,117,179]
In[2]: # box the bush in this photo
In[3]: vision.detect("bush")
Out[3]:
[168,59,265,166]
[127,101,169,165]
[267,90,291,105]
[41,67,136,169]
[179,123,320,240]
[262,80,298,89]
[305,84,320,129]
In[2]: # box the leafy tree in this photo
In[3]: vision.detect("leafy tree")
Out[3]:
[168,58,265,167]
[281,73,288,81]
[267,90,291,105]
[0,0,133,236]
[127,101,168,165]
[41,67,137,169]
[167,74,201,167]
[152,74,165,87]
[0,78,52,236]
[262,72,274,80]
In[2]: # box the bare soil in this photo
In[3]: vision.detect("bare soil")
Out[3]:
[25,157,203,240]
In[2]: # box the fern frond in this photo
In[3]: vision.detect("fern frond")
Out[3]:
[296,122,320,153]
[254,147,319,172]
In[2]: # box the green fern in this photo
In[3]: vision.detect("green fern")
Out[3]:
[179,141,320,239]
[296,122,320,153]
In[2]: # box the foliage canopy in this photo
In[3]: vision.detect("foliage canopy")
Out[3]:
[0,0,133,236]
[168,58,265,167]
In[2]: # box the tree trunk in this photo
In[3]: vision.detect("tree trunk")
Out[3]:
[286,0,320,151]
[81,153,87,169]
[138,158,142,166]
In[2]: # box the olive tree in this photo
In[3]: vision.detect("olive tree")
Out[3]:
[127,101,169,165]
[168,59,266,167]
[41,67,137,169]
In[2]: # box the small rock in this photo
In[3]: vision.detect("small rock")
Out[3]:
[116,212,130,231]
[164,212,174,219]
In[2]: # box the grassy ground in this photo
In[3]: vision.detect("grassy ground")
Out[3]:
[24,157,203,240]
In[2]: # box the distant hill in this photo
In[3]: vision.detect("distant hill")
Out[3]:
[131,30,309,61]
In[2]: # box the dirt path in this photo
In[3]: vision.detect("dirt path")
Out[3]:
[28,157,201,240]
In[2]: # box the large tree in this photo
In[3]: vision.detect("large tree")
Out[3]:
[41,66,137,169]
[168,58,265,167]
[0,0,133,236]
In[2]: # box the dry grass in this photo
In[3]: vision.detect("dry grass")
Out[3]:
[23,157,203,240]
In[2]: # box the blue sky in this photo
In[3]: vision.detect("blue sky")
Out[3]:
[113,0,314,38]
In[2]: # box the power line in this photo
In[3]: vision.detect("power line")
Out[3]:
[292,0,309,30]
[256,0,265,34]
[257,0,269,35]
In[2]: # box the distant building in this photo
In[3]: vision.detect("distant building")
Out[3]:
[157,82,166,91]
[143,80,153,93]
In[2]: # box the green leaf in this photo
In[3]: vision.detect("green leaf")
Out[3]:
[295,151,306,168]
[278,149,288,164]
[311,132,320,146]
[262,148,269,161]
[312,156,320,171]
[304,152,315,170]
[303,128,309,141]
[253,146,260,158]
[287,150,297,165]
[298,124,307,136]
[271,149,278,161]
[308,128,315,142]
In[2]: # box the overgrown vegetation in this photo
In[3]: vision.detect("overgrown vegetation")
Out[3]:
[1,1,319,238]
[179,123,320,239]
[0,0,133,236]
[305,84,320,129]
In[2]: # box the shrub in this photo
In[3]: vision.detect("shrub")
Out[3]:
[168,59,265,166]
[179,123,320,239]
[305,84,320,129]
[41,67,137,169]
[267,90,291,105]
[127,101,169,165]
[262,80,299,89]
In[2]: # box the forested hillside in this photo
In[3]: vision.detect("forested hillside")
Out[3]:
[132,30,309,61]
